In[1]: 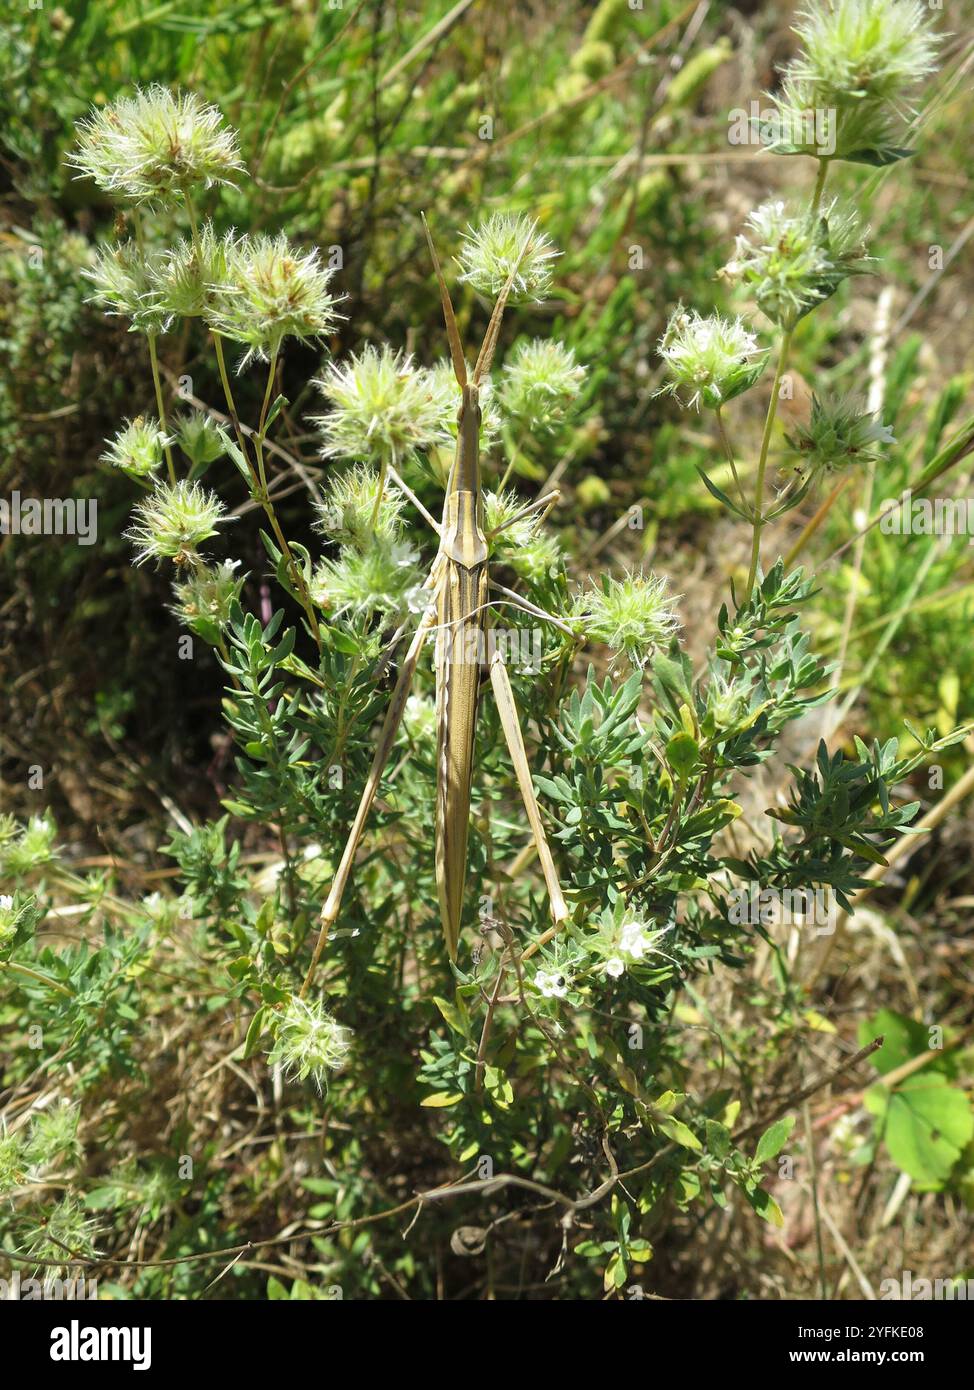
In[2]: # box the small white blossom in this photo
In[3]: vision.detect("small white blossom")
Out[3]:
[314,346,449,466]
[534,968,570,999]
[125,480,230,566]
[620,920,677,966]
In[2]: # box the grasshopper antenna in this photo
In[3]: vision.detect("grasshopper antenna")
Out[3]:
[472,217,538,385]
[421,212,467,389]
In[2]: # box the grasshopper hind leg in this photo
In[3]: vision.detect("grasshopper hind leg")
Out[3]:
[488,647,569,948]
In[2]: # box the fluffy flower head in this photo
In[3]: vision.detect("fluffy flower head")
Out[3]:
[574,572,680,669]
[791,0,943,105]
[267,995,352,1092]
[499,338,586,431]
[657,309,766,411]
[70,86,244,203]
[314,346,449,465]
[722,198,871,327]
[206,233,341,366]
[101,417,169,480]
[456,213,559,304]
[125,480,229,566]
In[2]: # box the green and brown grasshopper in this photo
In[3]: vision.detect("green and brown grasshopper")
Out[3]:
[303,219,570,992]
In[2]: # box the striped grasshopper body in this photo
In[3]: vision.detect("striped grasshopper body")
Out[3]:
[302,219,567,993]
[435,382,489,959]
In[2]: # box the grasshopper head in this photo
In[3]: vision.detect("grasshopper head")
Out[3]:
[459,381,481,426]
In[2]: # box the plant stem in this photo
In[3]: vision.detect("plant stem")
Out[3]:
[147,334,176,483]
[714,406,749,515]
[0,960,73,997]
[757,156,830,579]
[744,328,793,599]
[784,475,848,568]
[131,207,176,483]
[497,424,526,494]
[184,187,200,246]
[369,458,389,528]
[214,334,323,655]
[810,156,830,213]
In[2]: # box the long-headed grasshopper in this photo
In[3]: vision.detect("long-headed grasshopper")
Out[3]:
[302,218,569,992]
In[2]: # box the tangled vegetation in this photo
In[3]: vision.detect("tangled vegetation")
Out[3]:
[1,0,973,1303]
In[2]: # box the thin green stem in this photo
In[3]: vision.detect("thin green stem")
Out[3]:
[184,187,200,246]
[497,424,526,493]
[370,458,389,528]
[714,406,750,515]
[745,329,793,598]
[257,346,279,440]
[212,330,249,463]
[744,154,829,589]
[147,333,176,483]
[0,960,73,997]
[131,208,175,483]
[214,334,322,655]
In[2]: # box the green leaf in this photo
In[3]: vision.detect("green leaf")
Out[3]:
[227,955,252,982]
[883,1075,974,1187]
[605,1248,627,1291]
[655,1115,701,1151]
[421,1091,464,1108]
[432,995,469,1037]
[696,466,752,520]
[221,431,252,486]
[744,1183,784,1227]
[242,1006,268,1060]
[704,1119,731,1160]
[841,145,914,167]
[755,1114,796,1165]
[666,731,699,779]
[263,394,288,431]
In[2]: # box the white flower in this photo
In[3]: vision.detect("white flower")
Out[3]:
[125,480,230,566]
[0,896,13,911]
[205,233,341,367]
[619,920,677,965]
[70,86,244,204]
[314,345,449,466]
[657,308,766,411]
[267,995,352,1093]
[534,968,570,998]
[605,955,626,979]
[499,338,586,432]
[456,212,559,304]
[620,920,651,959]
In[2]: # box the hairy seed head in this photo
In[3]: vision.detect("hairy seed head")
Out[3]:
[70,85,244,203]
[456,212,559,304]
